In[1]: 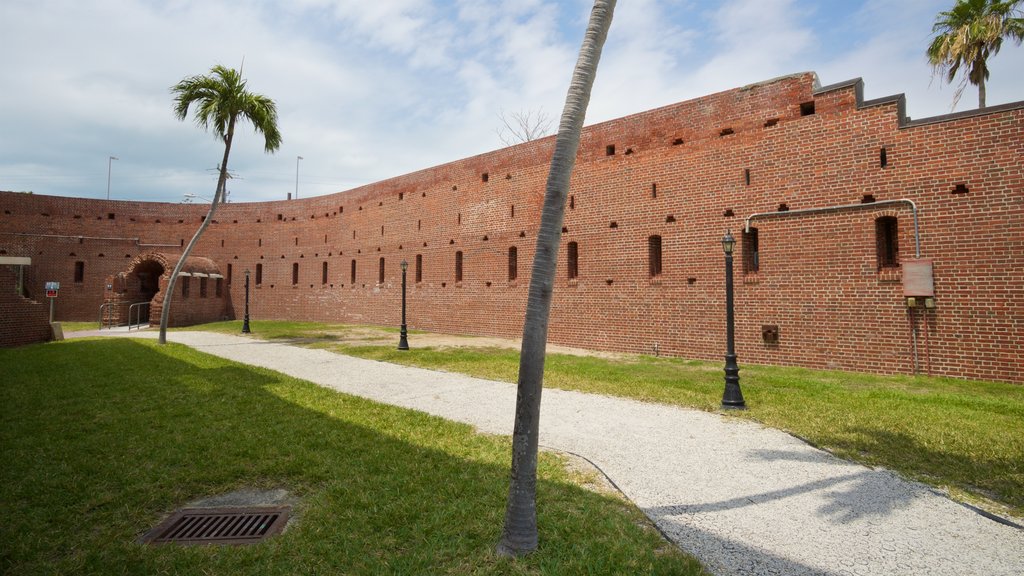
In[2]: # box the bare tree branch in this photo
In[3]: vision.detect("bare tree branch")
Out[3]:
[495,108,555,146]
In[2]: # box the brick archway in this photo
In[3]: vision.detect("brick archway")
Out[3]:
[104,253,228,327]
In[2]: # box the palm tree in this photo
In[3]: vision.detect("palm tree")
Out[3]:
[927,0,1024,109]
[496,0,616,557]
[158,65,281,344]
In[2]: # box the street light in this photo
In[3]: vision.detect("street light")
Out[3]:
[295,156,304,199]
[106,156,118,199]
[398,259,409,350]
[242,269,251,334]
[721,230,746,410]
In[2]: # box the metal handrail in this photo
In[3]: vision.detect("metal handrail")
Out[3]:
[98,301,151,329]
[128,302,150,330]
[98,302,116,329]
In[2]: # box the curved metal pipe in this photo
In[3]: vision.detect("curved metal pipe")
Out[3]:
[744,198,921,258]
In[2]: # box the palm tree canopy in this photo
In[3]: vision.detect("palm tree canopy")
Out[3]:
[927,0,1024,106]
[171,65,282,153]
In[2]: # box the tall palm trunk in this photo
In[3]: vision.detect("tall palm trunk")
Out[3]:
[497,0,616,557]
[158,116,236,344]
[979,75,987,108]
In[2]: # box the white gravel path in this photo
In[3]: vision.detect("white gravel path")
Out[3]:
[131,331,1023,576]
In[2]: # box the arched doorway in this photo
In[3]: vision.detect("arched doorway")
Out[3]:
[133,259,165,322]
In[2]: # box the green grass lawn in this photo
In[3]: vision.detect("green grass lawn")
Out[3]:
[190,320,1024,519]
[58,321,100,332]
[0,338,703,576]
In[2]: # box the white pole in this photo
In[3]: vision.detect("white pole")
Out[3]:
[295,156,303,199]
[106,156,118,199]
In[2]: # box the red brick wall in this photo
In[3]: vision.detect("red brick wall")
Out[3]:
[1,72,1021,382]
[0,266,52,347]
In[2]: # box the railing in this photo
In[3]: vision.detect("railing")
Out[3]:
[98,303,116,329]
[98,301,151,329]
[128,302,150,330]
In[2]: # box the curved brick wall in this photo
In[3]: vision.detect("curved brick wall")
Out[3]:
[1,73,1021,382]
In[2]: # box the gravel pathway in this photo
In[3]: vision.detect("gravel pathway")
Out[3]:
[125,331,1022,575]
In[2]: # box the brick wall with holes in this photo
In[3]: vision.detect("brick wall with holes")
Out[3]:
[1,72,1021,382]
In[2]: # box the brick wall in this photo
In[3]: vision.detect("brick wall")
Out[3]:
[1,72,1021,382]
[0,266,52,347]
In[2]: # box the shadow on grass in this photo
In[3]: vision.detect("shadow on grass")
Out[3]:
[0,339,702,576]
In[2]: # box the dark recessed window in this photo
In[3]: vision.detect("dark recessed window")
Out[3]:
[322,261,328,284]
[292,263,299,285]
[415,254,423,283]
[876,217,899,269]
[181,277,190,298]
[508,247,518,281]
[455,251,463,282]
[648,235,662,278]
[227,263,233,285]
[74,261,85,283]
[743,228,760,273]
[800,101,815,116]
[350,260,356,284]
[256,264,263,285]
[378,257,385,284]
[200,277,208,298]
[567,242,579,280]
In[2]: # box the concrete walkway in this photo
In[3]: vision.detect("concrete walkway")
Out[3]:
[103,330,1022,575]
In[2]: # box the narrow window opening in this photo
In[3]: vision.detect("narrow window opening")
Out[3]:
[74,261,84,283]
[418,219,422,230]
[744,168,751,186]
[606,144,615,156]
[648,235,662,278]
[880,147,888,168]
[508,247,518,281]
[399,192,404,200]
[415,254,422,283]
[108,213,115,220]
[743,228,760,273]
[378,257,385,284]
[800,101,815,116]
[381,225,384,236]
[609,221,618,228]
[221,239,225,247]
[569,195,575,209]
[625,147,634,155]
[350,260,356,284]
[672,138,684,145]
[227,264,233,285]
[952,183,969,195]
[666,215,676,223]
[256,264,263,285]
[778,203,789,212]
[322,261,328,284]
[181,277,190,298]
[215,278,223,297]
[651,183,657,198]
[511,205,515,218]
[876,217,899,269]
[482,173,489,183]
[562,226,568,233]
[295,237,299,246]
[723,209,735,217]
[292,263,299,285]
[258,238,262,247]
[353,230,356,239]
[567,242,579,280]
[200,277,208,298]
[277,214,283,221]
[719,128,734,136]
[764,118,779,127]
[458,213,461,225]
[862,194,876,204]
[455,251,463,282]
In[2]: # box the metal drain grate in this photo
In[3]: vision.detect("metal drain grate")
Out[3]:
[142,506,290,545]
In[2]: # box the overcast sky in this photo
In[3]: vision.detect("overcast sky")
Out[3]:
[2,0,1022,204]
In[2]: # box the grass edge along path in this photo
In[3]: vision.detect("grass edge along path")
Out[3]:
[0,338,705,575]
[186,320,1024,520]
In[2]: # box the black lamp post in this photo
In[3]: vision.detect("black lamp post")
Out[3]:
[398,259,409,350]
[721,230,746,409]
[242,268,251,334]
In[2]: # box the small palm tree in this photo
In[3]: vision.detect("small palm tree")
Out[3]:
[497,0,616,557]
[927,0,1024,109]
[158,65,282,344]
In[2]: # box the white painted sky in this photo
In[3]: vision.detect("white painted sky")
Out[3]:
[1,0,1022,203]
